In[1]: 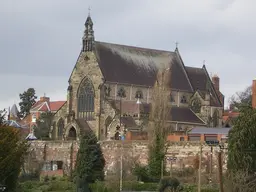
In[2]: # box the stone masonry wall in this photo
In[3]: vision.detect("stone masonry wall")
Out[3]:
[26,140,227,177]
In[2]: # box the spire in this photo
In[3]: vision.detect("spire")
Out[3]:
[82,8,95,52]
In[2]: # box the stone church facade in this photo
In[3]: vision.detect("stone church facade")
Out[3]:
[50,14,224,141]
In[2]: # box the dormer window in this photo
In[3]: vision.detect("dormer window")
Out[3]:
[180,95,187,103]
[135,90,143,99]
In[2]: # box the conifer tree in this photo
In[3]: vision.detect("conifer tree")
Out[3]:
[227,106,256,173]
[75,131,105,187]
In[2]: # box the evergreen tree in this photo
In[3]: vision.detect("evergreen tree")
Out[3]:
[227,106,256,173]
[75,131,105,186]
[19,88,37,118]
[0,125,28,191]
[0,109,7,125]
[34,112,54,139]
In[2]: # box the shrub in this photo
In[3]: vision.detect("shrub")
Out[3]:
[158,177,182,192]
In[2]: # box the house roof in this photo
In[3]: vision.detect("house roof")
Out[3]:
[94,41,193,92]
[189,127,231,135]
[30,100,66,112]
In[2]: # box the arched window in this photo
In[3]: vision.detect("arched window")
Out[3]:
[135,90,143,99]
[191,98,201,113]
[57,118,64,140]
[117,87,126,98]
[68,127,77,140]
[77,78,95,120]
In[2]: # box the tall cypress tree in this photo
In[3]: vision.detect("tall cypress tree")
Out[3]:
[75,131,105,185]
[227,106,256,173]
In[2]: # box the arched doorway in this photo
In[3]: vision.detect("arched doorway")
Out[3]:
[68,127,77,140]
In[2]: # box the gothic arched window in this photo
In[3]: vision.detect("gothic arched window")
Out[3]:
[57,118,64,139]
[77,78,95,120]
[117,87,126,98]
[135,90,143,99]
[191,98,201,113]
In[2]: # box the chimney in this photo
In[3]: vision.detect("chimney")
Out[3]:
[40,96,50,103]
[252,79,256,109]
[212,74,219,91]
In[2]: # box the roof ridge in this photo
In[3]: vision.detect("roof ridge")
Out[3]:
[95,41,175,53]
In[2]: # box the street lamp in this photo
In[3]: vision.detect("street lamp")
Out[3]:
[206,140,219,183]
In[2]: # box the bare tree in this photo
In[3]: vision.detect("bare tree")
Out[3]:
[148,68,172,178]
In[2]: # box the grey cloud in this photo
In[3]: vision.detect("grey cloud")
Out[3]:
[0,0,256,109]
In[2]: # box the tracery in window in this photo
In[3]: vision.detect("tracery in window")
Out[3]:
[77,77,95,120]
[180,95,187,103]
[135,90,143,99]
[191,98,201,113]
[117,87,126,98]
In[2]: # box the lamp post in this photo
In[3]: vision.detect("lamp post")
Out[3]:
[205,140,219,184]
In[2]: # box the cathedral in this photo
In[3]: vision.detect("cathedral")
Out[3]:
[50,14,224,141]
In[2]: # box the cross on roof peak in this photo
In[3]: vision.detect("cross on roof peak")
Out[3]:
[88,6,91,16]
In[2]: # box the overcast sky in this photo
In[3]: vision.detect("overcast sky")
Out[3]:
[1,0,256,110]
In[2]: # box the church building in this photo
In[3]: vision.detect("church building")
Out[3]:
[50,14,224,141]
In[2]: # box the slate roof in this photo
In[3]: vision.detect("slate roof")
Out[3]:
[185,66,222,107]
[110,100,205,125]
[189,127,231,135]
[94,41,193,91]
[121,116,137,128]
[171,107,205,125]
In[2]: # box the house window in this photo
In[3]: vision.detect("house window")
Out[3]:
[135,90,143,99]
[117,87,126,98]
[32,113,37,123]
[180,137,185,141]
[77,77,95,120]
[180,95,187,103]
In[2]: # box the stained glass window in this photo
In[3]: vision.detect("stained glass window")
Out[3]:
[78,78,95,120]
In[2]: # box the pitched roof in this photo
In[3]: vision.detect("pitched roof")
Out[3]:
[30,100,66,112]
[171,107,205,125]
[94,41,193,91]
[189,127,231,135]
[49,101,66,111]
[185,66,222,107]
[110,100,205,125]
